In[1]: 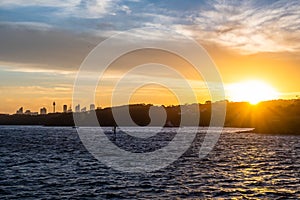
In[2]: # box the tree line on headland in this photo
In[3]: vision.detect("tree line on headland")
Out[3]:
[0,99,299,134]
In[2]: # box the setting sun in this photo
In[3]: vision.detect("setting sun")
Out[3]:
[227,80,279,104]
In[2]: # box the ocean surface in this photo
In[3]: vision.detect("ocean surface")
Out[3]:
[0,126,299,199]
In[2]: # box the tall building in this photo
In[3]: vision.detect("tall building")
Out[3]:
[81,107,87,112]
[25,110,31,115]
[63,105,67,113]
[40,107,47,115]
[75,104,80,112]
[16,107,23,114]
[90,104,95,111]
[53,101,56,113]
[67,105,72,113]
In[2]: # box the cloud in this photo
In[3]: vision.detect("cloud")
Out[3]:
[0,23,104,71]
[0,0,78,7]
[0,0,132,18]
[0,0,299,67]
[121,1,299,54]
[69,0,119,18]
[0,21,53,31]
[180,0,300,54]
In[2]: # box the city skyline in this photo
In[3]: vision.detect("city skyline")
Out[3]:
[13,102,97,115]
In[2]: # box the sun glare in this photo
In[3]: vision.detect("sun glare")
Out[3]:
[227,80,279,105]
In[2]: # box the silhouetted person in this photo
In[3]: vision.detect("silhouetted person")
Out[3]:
[112,124,117,141]
[113,125,117,134]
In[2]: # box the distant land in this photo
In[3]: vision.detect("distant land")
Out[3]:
[0,99,299,135]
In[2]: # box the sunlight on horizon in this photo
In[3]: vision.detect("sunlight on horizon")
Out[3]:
[227,80,279,104]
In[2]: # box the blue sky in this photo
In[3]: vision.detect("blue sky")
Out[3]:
[1,0,299,58]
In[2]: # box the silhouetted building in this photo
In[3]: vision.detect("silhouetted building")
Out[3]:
[25,110,31,115]
[40,107,47,115]
[67,105,72,113]
[90,104,95,111]
[53,101,56,113]
[31,112,38,116]
[16,107,23,114]
[75,104,80,112]
[81,107,87,112]
[63,105,67,113]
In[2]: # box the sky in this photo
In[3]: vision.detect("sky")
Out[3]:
[0,0,299,113]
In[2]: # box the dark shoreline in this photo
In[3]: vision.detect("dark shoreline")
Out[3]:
[1,100,299,135]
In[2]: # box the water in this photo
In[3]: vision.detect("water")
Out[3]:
[0,126,299,199]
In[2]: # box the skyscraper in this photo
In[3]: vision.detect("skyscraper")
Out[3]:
[75,104,80,112]
[40,107,47,115]
[63,105,67,113]
[90,104,95,111]
[81,107,87,112]
[16,107,23,114]
[25,110,31,115]
[53,101,56,113]
[67,105,72,113]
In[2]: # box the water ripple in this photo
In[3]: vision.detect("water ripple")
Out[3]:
[0,126,299,199]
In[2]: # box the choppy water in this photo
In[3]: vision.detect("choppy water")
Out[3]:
[0,126,299,199]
